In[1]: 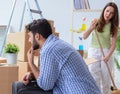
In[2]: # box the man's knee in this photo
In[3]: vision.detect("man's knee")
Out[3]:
[12,81,24,94]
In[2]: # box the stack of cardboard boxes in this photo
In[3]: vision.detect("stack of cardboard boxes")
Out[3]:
[0,52,18,94]
[0,64,18,94]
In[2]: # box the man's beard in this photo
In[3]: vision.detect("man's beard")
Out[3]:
[33,39,39,50]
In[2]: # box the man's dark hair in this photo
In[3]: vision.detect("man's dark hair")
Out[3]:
[25,18,52,38]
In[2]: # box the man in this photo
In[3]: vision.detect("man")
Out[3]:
[12,18,101,94]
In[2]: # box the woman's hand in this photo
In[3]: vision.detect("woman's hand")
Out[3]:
[102,54,110,63]
[83,18,98,39]
[90,18,98,30]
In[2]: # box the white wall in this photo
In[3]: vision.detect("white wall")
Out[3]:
[0,0,119,50]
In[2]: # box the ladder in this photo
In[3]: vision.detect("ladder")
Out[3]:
[20,0,43,31]
[0,0,43,56]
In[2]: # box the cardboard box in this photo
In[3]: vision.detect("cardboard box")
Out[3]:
[0,65,18,94]
[84,58,98,65]
[17,56,39,81]
[77,50,84,57]
[34,56,39,66]
[48,20,54,28]
[0,57,7,63]
[48,20,55,33]
[6,30,31,62]
[52,27,55,33]
[53,32,59,37]
[17,61,31,81]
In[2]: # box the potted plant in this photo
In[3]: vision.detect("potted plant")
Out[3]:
[4,43,19,65]
[116,35,120,54]
[115,28,120,70]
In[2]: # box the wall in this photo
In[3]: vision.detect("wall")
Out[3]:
[0,0,119,50]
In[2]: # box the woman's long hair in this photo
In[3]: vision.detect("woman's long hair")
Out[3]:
[96,2,119,37]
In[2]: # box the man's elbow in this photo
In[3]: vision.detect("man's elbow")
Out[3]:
[37,80,54,91]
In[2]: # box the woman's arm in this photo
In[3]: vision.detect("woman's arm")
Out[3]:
[83,18,98,39]
[103,29,118,63]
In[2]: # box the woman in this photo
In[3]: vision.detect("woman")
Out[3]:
[83,2,119,94]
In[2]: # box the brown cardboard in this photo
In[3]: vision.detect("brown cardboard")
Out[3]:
[48,20,55,33]
[53,32,59,37]
[34,49,40,56]
[0,57,7,63]
[6,30,31,62]
[84,58,99,65]
[17,56,39,81]
[52,27,55,33]
[0,65,18,94]
[77,50,84,57]
[17,61,31,81]
[34,56,39,66]
[48,20,54,27]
